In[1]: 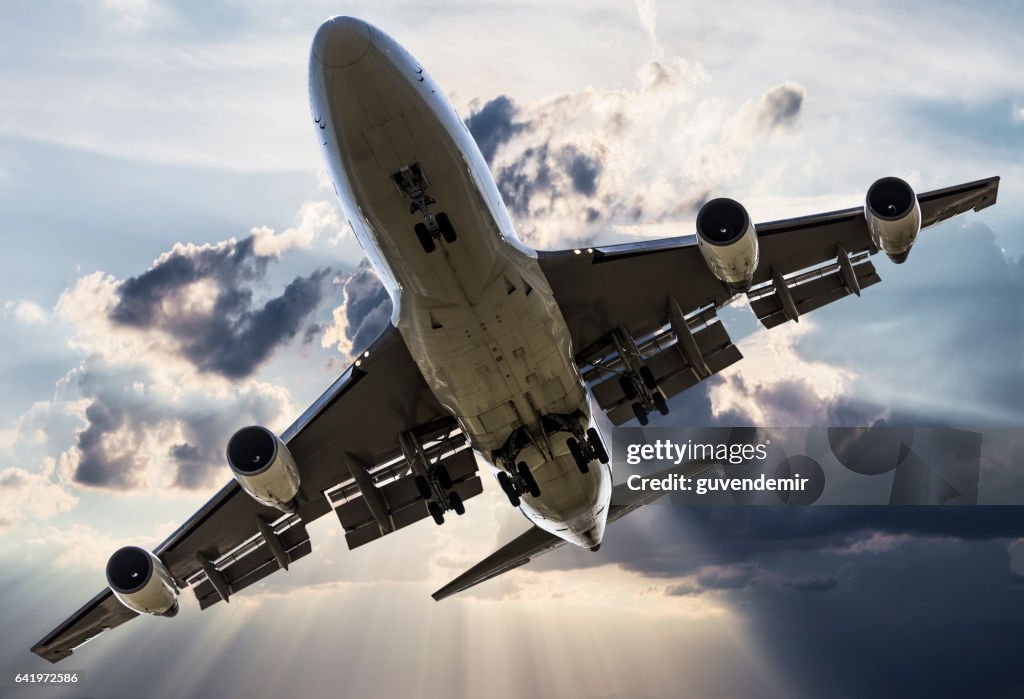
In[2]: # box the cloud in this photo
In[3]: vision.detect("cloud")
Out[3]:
[3,299,48,324]
[65,361,294,490]
[634,0,660,52]
[465,95,528,165]
[108,236,331,380]
[467,61,804,249]
[250,199,341,258]
[320,262,391,359]
[0,466,78,530]
[749,82,805,133]
[2,206,342,493]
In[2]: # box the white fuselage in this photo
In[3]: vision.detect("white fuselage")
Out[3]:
[309,17,611,548]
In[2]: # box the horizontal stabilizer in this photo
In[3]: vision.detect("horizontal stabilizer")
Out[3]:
[432,459,719,601]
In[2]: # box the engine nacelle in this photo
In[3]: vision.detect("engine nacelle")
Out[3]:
[695,198,760,291]
[865,176,921,264]
[227,425,301,512]
[106,546,179,617]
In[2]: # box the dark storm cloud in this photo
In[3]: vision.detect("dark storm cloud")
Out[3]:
[465,95,527,165]
[337,262,392,357]
[494,143,554,218]
[559,145,602,196]
[111,237,332,379]
[70,361,287,490]
[753,82,804,131]
[798,221,1024,422]
[73,398,138,488]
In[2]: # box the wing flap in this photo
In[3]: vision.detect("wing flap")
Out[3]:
[749,258,881,329]
[334,447,484,549]
[587,314,742,425]
[195,538,314,610]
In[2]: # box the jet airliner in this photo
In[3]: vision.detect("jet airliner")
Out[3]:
[32,16,999,662]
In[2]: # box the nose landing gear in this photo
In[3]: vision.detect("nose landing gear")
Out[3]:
[392,163,458,253]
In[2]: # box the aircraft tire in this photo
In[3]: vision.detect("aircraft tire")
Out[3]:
[437,212,457,243]
[639,365,658,390]
[497,471,520,507]
[415,222,436,252]
[587,427,609,464]
[517,461,541,497]
[619,375,638,401]
[449,490,465,515]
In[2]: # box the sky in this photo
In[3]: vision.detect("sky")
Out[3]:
[1,1,1023,697]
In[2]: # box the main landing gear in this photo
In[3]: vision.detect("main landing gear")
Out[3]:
[566,427,609,474]
[496,459,540,508]
[611,327,669,426]
[392,163,458,253]
[400,429,465,526]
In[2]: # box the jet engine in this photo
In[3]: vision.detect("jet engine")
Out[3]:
[865,176,921,264]
[105,546,179,616]
[695,198,760,291]
[227,425,301,512]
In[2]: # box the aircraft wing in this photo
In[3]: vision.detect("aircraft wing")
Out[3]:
[432,459,718,600]
[538,177,999,424]
[33,324,485,663]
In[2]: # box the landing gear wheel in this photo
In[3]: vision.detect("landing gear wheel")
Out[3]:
[632,402,650,426]
[653,393,669,416]
[567,437,589,474]
[415,222,435,253]
[517,461,541,497]
[587,427,609,464]
[414,475,431,500]
[448,490,465,515]
[497,471,520,507]
[619,375,638,401]
[639,365,658,390]
[427,500,445,525]
[436,212,457,243]
[436,463,453,490]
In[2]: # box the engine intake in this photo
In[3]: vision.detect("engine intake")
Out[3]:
[106,546,179,616]
[227,425,301,512]
[695,198,760,291]
[865,176,921,264]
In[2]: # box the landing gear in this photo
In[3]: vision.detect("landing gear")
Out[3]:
[392,163,457,253]
[448,490,465,516]
[494,456,542,507]
[497,471,520,507]
[517,462,541,497]
[639,365,658,391]
[414,223,435,253]
[587,427,609,463]
[652,393,669,416]
[567,437,588,474]
[399,428,465,526]
[437,212,457,243]
[608,327,669,425]
[567,426,610,474]
[632,402,650,426]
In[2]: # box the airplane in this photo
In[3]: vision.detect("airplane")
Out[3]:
[32,15,999,662]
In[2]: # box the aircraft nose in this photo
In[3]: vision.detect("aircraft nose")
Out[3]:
[311,16,371,68]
